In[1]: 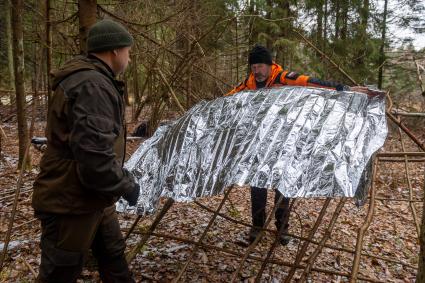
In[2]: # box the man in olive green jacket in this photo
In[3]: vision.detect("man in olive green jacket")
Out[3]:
[32,19,139,283]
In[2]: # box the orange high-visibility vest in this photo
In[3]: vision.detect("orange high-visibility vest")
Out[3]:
[225,63,343,96]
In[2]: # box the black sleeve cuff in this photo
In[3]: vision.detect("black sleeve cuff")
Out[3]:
[336,84,350,91]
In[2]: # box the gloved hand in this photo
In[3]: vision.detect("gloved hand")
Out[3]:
[122,169,140,206]
[123,182,140,206]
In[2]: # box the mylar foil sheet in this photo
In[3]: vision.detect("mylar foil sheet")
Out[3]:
[117,86,387,215]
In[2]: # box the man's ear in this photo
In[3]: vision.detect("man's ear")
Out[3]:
[112,49,118,56]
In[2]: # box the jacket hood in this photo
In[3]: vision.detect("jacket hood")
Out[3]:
[51,55,114,90]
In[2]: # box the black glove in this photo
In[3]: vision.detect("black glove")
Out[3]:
[123,183,140,206]
[122,169,140,206]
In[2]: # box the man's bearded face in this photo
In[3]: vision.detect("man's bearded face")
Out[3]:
[251,63,272,83]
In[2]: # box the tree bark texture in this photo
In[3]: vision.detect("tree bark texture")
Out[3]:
[417,169,425,282]
[78,0,97,54]
[378,0,388,90]
[11,0,30,169]
[6,0,15,106]
[45,0,53,108]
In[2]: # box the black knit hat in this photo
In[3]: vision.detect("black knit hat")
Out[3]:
[87,19,133,53]
[248,44,273,65]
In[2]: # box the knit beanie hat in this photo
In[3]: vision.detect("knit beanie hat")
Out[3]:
[248,45,273,65]
[87,19,133,53]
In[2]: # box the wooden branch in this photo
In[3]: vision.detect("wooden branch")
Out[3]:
[156,69,186,115]
[0,124,7,142]
[125,198,174,263]
[11,218,37,231]
[255,199,296,283]
[398,123,421,237]
[284,198,332,282]
[20,257,37,278]
[98,6,231,88]
[374,197,423,203]
[413,57,425,96]
[386,112,425,151]
[0,143,30,271]
[124,215,142,241]
[193,199,416,269]
[378,158,425,163]
[293,29,357,85]
[391,110,425,117]
[173,187,233,282]
[350,159,378,282]
[299,198,347,282]
[98,4,188,28]
[143,232,385,283]
[229,193,286,283]
[294,29,425,152]
[0,188,33,202]
[377,152,425,157]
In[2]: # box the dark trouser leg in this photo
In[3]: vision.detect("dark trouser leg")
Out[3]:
[274,189,290,232]
[250,186,268,229]
[35,211,102,283]
[91,206,134,283]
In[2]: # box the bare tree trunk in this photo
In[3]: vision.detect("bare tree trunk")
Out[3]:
[418,172,425,282]
[277,0,291,68]
[235,17,239,83]
[11,0,30,169]
[265,0,273,51]
[334,0,340,39]
[6,0,15,108]
[378,0,388,89]
[78,0,97,54]
[316,1,323,45]
[45,0,53,109]
[247,0,257,49]
[340,1,348,40]
[323,0,328,53]
[132,54,140,119]
[355,0,369,69]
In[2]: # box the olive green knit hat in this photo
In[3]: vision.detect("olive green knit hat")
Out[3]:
[87,19,133,53]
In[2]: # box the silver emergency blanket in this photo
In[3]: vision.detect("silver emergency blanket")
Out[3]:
[117,86,387,215]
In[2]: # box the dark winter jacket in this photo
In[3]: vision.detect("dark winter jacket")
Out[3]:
[32,55,137,214]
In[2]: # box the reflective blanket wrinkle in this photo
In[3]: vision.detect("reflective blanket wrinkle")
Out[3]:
[117,86,387,215]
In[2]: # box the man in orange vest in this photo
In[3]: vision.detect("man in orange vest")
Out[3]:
[226,44,377,245]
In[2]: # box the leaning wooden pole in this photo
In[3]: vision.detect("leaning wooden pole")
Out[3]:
[397,120,421,237]
[350,159,378,282]
[255,199,296,283]
[0,143,30,271]
[194,198,416,269]
[283,198,332,283]
[172,187,233,283]
[146,231,384,282]
[293,29,357,85]
[124,215,142,241]
[156,68,186,115]
[416,172,425,282]
[230,193,286,283]
[299,198,347,282]
[126,198,175,263]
